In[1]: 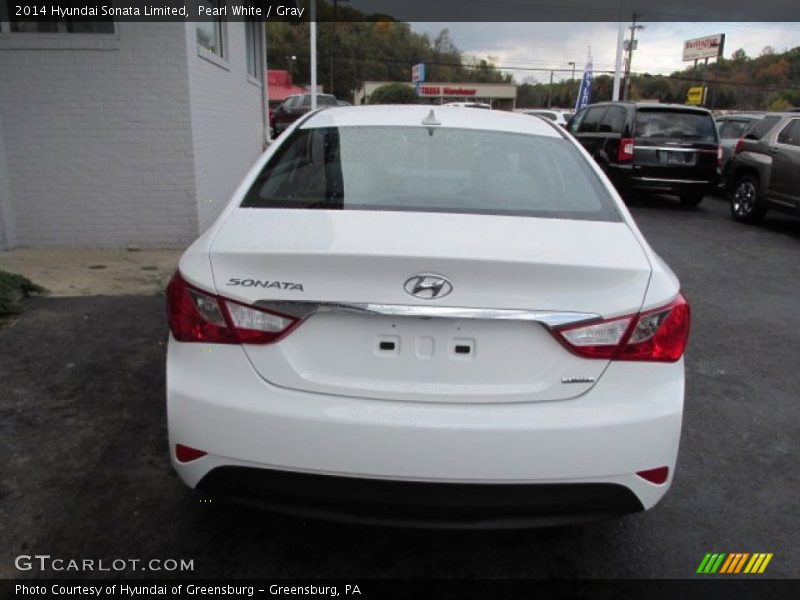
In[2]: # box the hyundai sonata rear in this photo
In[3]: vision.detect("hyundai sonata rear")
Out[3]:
[166,106,689,527]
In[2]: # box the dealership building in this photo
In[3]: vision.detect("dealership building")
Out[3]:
[0,19,267,250]
[354,81,518,110]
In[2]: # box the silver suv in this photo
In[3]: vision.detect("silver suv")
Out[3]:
[728,113,800,223]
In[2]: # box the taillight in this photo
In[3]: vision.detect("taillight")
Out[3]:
[553,293,690,362]
[618,138,635,162]
[166,271,299,344]
[734,139,746,155]
[717,145,723,168]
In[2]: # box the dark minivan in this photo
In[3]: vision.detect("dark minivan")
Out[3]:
[568,102,720,206]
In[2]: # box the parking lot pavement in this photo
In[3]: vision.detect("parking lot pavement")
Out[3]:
[1,195,798,579]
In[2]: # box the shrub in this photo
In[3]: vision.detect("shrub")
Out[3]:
[368,83,418,105]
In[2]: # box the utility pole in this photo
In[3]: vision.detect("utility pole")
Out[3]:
[310,0,317,110]
[568,61,576,106]
[623,12,644,101]
[546,69,554,107]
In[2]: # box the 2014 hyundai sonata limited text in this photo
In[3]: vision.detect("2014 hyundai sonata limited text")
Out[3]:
[166,105,690,527]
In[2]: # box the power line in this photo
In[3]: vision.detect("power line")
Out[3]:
[281,51,800,93]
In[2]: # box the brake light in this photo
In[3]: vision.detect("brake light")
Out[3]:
[166,271,299,344]
[734,139,746,155]
[552,293,690,362]
[618,138,635,162]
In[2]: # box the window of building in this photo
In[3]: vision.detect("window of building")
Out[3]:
[197,0,224,58]
[245,19,261,80]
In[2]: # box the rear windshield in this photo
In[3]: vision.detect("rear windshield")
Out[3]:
[241,126,620,222]
[635,109,717,141]
[302,95,339,107]
[718,119,755,139]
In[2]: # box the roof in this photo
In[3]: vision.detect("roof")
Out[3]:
[300,105,563,137]
[267,70,306,102]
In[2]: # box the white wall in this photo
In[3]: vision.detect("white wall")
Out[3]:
[185,20,264,233]
[0,115,16,249]
[0,22,198,248]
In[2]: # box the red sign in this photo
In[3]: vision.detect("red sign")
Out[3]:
[418,85,478,97]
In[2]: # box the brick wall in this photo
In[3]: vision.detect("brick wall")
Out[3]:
[0,22,198,248]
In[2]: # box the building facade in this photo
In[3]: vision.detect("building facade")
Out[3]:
[0,18,266,249]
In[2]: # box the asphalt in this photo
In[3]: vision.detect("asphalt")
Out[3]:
[1,195,798,580]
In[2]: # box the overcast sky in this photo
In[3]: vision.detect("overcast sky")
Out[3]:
[409,22,800,83]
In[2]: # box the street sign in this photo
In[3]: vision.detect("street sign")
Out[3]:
[412,63,426,84]
[683,34,725,61]
[686,86,706,105]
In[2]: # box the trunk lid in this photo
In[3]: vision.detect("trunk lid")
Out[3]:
[209,209,652,403]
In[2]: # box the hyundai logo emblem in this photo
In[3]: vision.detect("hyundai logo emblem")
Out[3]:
[404,274,453,300]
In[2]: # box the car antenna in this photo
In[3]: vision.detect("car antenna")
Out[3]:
[422,109,441,136]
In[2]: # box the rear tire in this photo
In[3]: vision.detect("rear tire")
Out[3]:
[730,175,766,223]
[679,191,704,207]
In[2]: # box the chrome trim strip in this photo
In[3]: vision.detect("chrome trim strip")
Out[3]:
[633,146,716,154]
[633,177,711,184]
[254,300,600,328]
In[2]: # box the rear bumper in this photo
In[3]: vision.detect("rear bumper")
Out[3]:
[626,176,715,194]
[607,166,716,194]
[167,338,684,524]
[197,467,643,528]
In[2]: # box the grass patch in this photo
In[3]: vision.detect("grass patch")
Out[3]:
[0,270,45,317]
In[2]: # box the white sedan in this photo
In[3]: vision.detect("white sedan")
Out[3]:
[166,105,689,527]
[523,109,573,127]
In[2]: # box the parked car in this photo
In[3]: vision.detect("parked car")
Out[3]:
[271,93,339,137]
[727,112,800,223]
[715,113,765,189]
[166,105,690,527]
[443,102,491,109]
[568,102,720,206]
[523,109,573,127]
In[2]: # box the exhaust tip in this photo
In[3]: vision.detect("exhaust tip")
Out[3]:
[175,444,208,463]
[636,466,669,485]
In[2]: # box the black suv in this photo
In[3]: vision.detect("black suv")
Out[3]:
[727,112,800,223]
[568,102,720,206]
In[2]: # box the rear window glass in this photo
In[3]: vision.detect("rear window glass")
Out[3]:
[718,119,754,139]
[241,126,620,222]
[301,95,339,107]
[635,110,717,141]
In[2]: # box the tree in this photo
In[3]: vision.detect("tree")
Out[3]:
[731,48,748,62]
[368,83,418,104]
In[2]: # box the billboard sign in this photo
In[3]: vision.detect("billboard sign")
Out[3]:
[686,86,706,106]
[412,63,426,83]
[683,34,725,61]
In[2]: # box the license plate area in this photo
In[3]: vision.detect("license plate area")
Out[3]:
[244,312,608,403]
[659,150,696,165]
